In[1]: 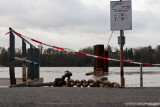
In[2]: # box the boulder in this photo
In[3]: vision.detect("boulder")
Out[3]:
[70,82,75,87]
[75,80,80,84]
[94,80,100,87]
[82,82,89,87]
[99,83,105,88]
[81,79,87,83]
[100,77,108,81]
[85,72,94,75]
[88,79,94,83]
[89,82,95,87]
[103,80,112,86]
[76,82,81,87]
[112,82,120,88]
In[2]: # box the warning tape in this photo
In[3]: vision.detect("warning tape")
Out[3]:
[5,29,159,66]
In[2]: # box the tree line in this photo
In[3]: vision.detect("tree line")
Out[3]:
[0,45,160,67]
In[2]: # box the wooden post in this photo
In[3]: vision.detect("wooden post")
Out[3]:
[104,50,109,72]
[94,45,104,76]
[9,28,16,85]
[22,39,26,81]
[27,45,34,80]
[36,48,40,78]
[30,46,34,80]
[33,48,40,79]
[27,48,31,79]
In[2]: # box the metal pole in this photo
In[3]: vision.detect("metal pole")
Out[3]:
[9,28,16,85]
[22,39,26,81]
[119,0,125,87]
[120,30,124,87]
[140,64,143,87]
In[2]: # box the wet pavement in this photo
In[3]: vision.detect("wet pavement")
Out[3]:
[0,87,160,107]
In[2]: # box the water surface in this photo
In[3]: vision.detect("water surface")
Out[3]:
[0,67,160,87]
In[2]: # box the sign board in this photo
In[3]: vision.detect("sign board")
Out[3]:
[110,1,132,31]
[95,68,103,76]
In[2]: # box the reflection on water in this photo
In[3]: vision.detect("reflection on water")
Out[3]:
[0,67,160,87]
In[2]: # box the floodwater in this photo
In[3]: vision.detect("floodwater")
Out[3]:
[0,67,160,87]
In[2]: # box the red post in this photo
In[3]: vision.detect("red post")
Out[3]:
[94,45,104,76]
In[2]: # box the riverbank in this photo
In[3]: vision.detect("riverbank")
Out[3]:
[0,87,160,107]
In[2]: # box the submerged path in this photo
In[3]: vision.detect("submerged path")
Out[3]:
[0,87,160,107]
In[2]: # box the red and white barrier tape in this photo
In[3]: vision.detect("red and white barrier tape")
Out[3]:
[5,29,158,66]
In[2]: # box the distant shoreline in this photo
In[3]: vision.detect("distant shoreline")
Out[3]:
[0,66,154,67]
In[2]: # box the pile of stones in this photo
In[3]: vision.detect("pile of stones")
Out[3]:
[28,71,120,88]
[61,77,120,88]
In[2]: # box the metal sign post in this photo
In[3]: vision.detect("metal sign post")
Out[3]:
[110,0,132,87]
[140,64,143,87]
[120,30,125,87]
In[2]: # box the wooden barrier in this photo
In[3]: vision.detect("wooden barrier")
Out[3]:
[9,28,40,85]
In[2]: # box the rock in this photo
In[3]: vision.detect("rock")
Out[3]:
[70,82,75,87]
[81,79,87,83]
[54,78,62,87]
[100,83,105,88]
[82,82,89,87]
[112,82,120,88]
[103,80,112,86]
[104,85,109,88]
[94,80,100,87]
[88,79,94,83]
[89,82,95,87]
[85,72,94,75]
[66,81,70,85]
[75,80,80,84]
[96,78,103,83]
[68,79,74,82]
[76,82,81,87]
[100,77,108,81]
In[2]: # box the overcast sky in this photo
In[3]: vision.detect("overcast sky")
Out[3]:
[0,0,160,50]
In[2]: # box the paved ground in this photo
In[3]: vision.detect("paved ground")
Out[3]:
[0,87,160,107]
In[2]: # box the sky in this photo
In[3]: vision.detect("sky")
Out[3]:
[0,0,160,50]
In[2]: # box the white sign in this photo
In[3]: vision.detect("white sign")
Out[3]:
[110,1,132,31]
